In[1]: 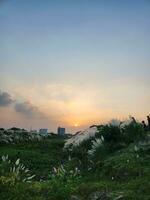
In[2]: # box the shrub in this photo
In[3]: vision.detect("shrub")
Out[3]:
[96,125,124,153]
[48,164,81,199]
[122,123,145,144]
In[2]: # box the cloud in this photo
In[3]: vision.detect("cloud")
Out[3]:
[0,90,13,107]
[0,90,46,119]
[14,101,43,118]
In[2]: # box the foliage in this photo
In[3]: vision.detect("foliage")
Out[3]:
[0,138,65,180]
[0,125,150,200]
[122,122,145,144]
[47,164,81,199]
[96,125,123,152]
[87,137,104,157]
[94,121,146,155]
[0,155,35,186]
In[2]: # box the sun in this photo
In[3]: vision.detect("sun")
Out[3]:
[74,123,79,127]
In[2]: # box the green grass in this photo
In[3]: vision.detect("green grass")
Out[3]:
[0,137,150,200]
[0,138,66,180]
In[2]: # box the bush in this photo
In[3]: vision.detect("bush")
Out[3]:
[47,164,81,199]
[96,125,123,153]
[122,123,145,144]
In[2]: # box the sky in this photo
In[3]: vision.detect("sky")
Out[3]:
[0,0,150,133]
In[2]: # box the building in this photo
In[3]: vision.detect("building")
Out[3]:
[57,127,65,136]
[39,129,48,135]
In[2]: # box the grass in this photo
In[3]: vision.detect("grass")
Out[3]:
[0,138,66,180]
[0,136,150,200]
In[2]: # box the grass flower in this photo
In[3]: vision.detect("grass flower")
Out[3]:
[64,127,98,150]
[0,155,35,184]
[88,137,104,156]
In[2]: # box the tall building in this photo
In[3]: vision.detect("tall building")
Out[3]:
[57,127,65,136]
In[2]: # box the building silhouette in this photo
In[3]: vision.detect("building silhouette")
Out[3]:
[57,127,65,136]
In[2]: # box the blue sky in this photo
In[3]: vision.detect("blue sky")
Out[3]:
[0,0,150,132]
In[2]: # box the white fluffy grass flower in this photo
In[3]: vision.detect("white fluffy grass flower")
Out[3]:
[64,127,98,150]
[0,155,35,183]
[87,137,104,156]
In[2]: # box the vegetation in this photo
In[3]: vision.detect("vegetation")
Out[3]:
[0,120,150,200]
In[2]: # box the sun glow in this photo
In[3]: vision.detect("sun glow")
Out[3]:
[74,123,79,127]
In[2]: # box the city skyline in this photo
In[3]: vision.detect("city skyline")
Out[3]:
[0,0,150,133]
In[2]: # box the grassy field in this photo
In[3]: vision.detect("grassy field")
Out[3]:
[0,135,150,200]
[0,137,66,180]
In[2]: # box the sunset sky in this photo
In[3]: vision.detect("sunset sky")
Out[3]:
[0,0,150,133]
